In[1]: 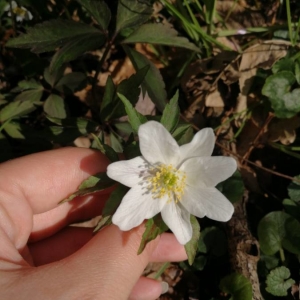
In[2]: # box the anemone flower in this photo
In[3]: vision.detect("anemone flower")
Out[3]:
[107,121,237,244]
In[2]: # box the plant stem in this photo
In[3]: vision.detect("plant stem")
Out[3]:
[154,262,170,280]
[279,248,285,263]
[286,0,294,45]
[92,39,113,101]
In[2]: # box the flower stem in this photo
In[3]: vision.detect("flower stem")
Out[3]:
[154,262,170,280]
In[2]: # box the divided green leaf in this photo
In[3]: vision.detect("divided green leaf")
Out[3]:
[138,214,169,254]
[118,93,147,133]
[6,19,101,53]
[61,172,115,203]
[265,266,295,296]
[76,0,111,30]
[161,90,180,133]
[124,45,167,112]
[44,94,67,119]
[116,0,152,33]
[123,23,200,52]
[185,215,200,265]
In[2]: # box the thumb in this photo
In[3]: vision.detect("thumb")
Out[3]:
[17,224,160,300]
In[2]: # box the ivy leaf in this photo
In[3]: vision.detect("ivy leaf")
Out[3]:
[124,45,167,112]
[198,226,227,257]
[50,33,105,72]
[257,211,300,255]
[94,185,128,232]
[76,0,111,31]
[266,266,295,296]
[185,215,200,265]
[118,93,147,133]
[138,214,169,254]
[6,19,101,53]
[262,71,300,118]
[161,90,179,133]
[219,273,252,300]
[216,171,244,204]
[116,0,152,33]
[123,23,200,52]
[61,172,115,203]
[287,175,300,203]
[44,94,67,119]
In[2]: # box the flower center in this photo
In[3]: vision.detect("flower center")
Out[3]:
[147,164,186,203]
[13,7,26,17]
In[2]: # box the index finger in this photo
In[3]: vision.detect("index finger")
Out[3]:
[0,147,110,214]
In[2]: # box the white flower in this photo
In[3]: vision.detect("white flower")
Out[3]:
[107,121,237,244]
[4,1,33,22]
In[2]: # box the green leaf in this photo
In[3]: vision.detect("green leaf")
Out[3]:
[262,71,300,118]
[272,57,294,74]
[295,59,300,85]
[216,171,244,204]
[0,99,38,122]
[287,175,300,202]
[101,66,149,120]
[283,199,300,220]
[44,66,65,87]
[94,185,128,232]
[219,273,252,300]
[116,0,152,33]
[172,123,193,145]
[118,93,147,133]
[124,45,167,112]
[76,0,111,30]
[44,94,67,119]
[265,266,295,296]
[257,211,300,255]
[61,172,114,203]
[14,89,43,103]
[161,90,179,133]
[123,23,200,52]
[185,215,200,265]
[6,19,101,53]
[17,79,42,91]
[138,214,169,255]
[50,33,105,72]
[55,72,87,94]
[100,76,116,121]
[4,122,25,139]
[197,226,227,257]
[91,133,119,163]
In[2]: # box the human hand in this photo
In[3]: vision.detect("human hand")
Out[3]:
[0,147,187,300]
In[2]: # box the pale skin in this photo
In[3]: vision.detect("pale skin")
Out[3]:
[0,147,187,300]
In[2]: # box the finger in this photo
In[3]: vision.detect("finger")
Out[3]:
[29,229,187,266]
[8,225,166,299]
[0,147,110,251]
[29,192,110,242]
[0,147,110,214]
[129,277,168,300]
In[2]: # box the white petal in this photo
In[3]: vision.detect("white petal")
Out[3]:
[180,156,237,187]
[181,187,234,222]
[107,156,148,188]
[112,184,165,231]
[179,128,215,161]
[161,202,192,245]
[138,121,180,165]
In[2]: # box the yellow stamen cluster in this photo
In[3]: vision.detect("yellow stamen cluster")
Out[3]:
[13,7,27,16]
[147,164,186,203]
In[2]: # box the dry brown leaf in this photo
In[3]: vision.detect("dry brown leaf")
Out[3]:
[268,116,300,145]
[205,89,224,107]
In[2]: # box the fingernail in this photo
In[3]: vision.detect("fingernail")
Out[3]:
[160,281,169,294]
